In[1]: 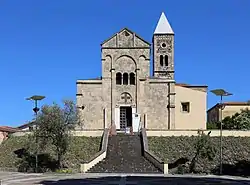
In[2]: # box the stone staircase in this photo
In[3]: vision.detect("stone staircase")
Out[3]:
[88,134,162,173]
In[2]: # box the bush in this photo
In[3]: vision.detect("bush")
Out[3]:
[0,136,101,172]
[148,136,250,175]
[207,122,220,129]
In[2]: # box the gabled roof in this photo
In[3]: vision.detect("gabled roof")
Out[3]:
[154,12,174,34]
[101,27,151,46]
[207,102,250,112]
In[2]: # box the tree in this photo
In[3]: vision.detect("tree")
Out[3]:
[233,108,250,130]
[189,132,216,173]
[222,108,250,130]
[222,116,235,129]
[35,99,81,168]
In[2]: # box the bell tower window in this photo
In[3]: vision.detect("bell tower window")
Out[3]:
[165,55,168,66]
[160,55,164,66]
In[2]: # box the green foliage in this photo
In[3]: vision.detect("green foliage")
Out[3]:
[0,136,29,170]
[222,116,234,129]
[222,108,250,130]
[189,133,216,173]
[207,122,220,129]
[233,109,250,130]
[35,99,81,168]
[148,136,250,174]
[208,108,250,130]
[0,136,101,172]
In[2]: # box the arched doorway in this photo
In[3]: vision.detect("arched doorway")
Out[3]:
[119,92,133,131]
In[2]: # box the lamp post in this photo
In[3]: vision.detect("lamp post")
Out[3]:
[26,95,45,173]
[210,89,232,175]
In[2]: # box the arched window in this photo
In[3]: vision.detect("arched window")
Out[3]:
[123,73,128,85]
[160,55,164,66]
[129,73,135,85]
[165,55,168,66]
[116,72,122,85]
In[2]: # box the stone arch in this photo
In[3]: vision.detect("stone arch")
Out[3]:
[115,55,137,72]
[102,55,112,74]
[139,55,147,60]
[120,92,132,104]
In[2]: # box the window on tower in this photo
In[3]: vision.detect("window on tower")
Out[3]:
[116,72,122,85]
[165,55,168,66]
[123,73,128,85]
[160,55,164,66]
[129,73,135,85]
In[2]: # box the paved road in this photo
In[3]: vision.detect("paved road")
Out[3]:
[1,172,250,185]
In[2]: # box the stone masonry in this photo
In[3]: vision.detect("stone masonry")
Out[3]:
[76,12,207,131]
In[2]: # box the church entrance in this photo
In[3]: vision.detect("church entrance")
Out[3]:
[119,106,132,130]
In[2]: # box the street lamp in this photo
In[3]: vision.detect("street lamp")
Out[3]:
[26,95,45,173]
[210,89,232,175]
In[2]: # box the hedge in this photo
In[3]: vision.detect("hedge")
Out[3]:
[148,136,250,175]
[0,136,101,172]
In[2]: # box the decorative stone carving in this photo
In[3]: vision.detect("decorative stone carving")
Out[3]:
[120,92,132,104]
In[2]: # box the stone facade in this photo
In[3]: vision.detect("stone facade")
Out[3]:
[77,13,207,131]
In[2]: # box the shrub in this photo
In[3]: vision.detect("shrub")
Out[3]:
[0,136,101,172]
[148,136,250,175]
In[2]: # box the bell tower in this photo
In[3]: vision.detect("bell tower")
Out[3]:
[153,12,175,79]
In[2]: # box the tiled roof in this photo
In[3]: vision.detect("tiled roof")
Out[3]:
[0,126,20,133]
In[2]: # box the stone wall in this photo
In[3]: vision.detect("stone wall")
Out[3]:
[141,79,171,129]
[146,130,250,137]
[77,81,104,129]
[101,28,150,125]
[0,131,7,144]
[11,130,104,137]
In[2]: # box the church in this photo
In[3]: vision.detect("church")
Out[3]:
[76,12,207,131]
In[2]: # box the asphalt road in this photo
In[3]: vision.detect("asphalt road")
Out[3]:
[1,172,250,185]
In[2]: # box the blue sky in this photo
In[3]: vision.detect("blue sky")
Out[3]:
[0,0,250,127]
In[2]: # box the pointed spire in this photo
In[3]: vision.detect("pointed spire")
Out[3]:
[154,12,174,34]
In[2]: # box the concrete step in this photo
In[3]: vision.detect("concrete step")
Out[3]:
[88,134,162,173]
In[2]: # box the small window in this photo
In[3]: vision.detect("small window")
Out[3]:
[129,73,135,85]
[116,72,122,85]
[181,102,190,113]
[165,55,168,66]
[160,55,164,66]
[124,31,130,37]
[123,73,128,85]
